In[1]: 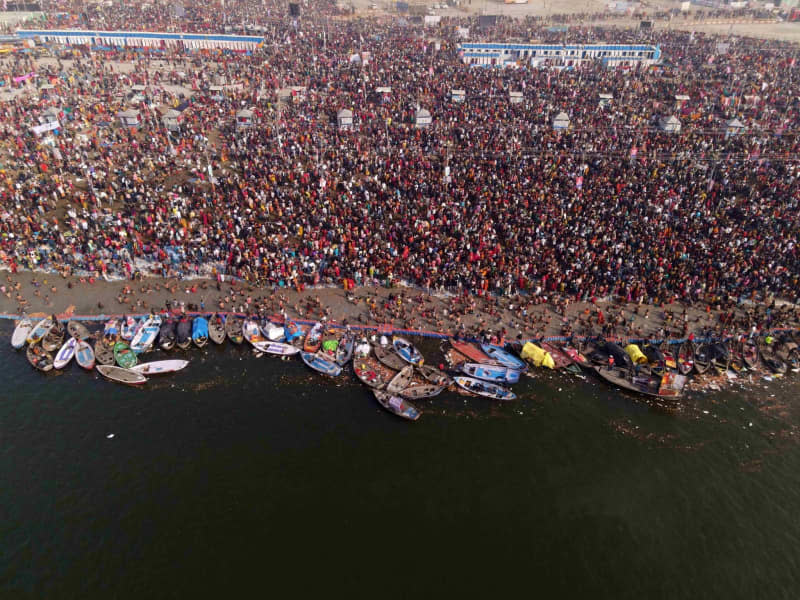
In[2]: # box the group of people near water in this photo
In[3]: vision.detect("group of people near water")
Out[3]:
[0,4,799,342]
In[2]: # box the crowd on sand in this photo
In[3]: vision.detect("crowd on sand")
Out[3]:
[1,1,799,344]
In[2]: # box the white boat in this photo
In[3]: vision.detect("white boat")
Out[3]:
[96,364,148,385]
[67,320,91,340]
[75,339,95,370]
[54,337,77,369]
[252,341,301,356]
[130,360,190,375]
[121,315,137,340]
[393,336,424,365]
[11,317,32,349]
[130,314,161,353]
[454,376,516,401]
[243,320,267,346]
[300,351,342,376]
[27,317,53,345]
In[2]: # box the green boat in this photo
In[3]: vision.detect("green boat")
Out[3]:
[114,341,137,369]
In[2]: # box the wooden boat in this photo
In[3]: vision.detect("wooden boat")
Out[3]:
[386,364,414,394]
[192,317,209,348]
[303,322,324,354]
[283,320,303,344]
[540,342,575,370]
[336,331,355,366]
[760,341,788,374]
[742,339,759,369]
[41,321,64,353]
[785,348,800,370]
[252,341,301,356]
[130,360,190,375]
[131,314,161,354]
[584,340,611,367]
[659,341,678,370]
[480,344,527,371]
[461,362,521,384]
[454,376,516,401]
[96,364,147,385]
[27,317,54,345]
[176,317,192,349]
[373,342,408,371]
[301,351,342,376]
[53,337,77,369]
[595,366,686,399]
[114,341,137,369]
[417,364,452,387]
[11,317,32,349]
[642,344,666,375]
[693,343,711,374]
[103,319,119,343]
[373,390,421,421]
[401,383,444,400]
[775,335,799,369]
[393,336,424,365]
[450,339,492,363]
[75,339,95,370]
[208,314,226,344]
[243,319,267,346]
[710,342,730,374]
[225,315,245,344]
[121,315,137,341]
[604,342,634,370]
[94,339,115,366]
[159,318,176,351]
[67,320,90,341]
[560,343,590,368]
[676,341,694,375]
[27,342,54,372]
[728,341,745,372]
[762,355,788,375]
[354,359,388,389]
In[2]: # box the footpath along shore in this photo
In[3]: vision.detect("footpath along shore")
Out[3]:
[1,269,798,348]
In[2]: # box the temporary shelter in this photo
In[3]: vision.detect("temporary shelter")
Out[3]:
[659,115,681,133]
[337,108,354,130]
[552,111,570,130]
[415,107,432,128]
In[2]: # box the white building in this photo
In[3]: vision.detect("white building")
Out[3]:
[458,42,661,68]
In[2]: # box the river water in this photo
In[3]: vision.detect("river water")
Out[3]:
[2,326,800,598]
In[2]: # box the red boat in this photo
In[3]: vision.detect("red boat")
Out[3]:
[450,339,492,364]
[561,344,589,367]
[540,342,574,369]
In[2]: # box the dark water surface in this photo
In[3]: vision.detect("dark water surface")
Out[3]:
[2,326,800,598]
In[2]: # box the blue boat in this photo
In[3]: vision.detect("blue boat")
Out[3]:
[480,344,528,371]
[301,351,343,377]
[461,362,521,384]
[284,320,304,343]
[192,317,209,348]
[454,376,517,401]
[393,336,424,365]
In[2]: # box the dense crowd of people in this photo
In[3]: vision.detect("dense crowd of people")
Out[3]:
[1,6,799,316]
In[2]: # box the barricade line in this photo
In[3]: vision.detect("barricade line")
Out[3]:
[0,312,795,349]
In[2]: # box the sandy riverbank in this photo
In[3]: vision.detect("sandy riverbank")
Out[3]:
[1,268,786,344]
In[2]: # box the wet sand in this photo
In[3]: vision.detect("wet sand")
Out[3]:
[0,268,767,343]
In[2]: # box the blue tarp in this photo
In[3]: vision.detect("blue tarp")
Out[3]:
[192,317,208,340]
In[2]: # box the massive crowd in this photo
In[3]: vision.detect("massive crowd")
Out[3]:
[1,5,799,319]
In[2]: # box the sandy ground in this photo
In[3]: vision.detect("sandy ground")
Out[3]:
[0,268,759,344]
